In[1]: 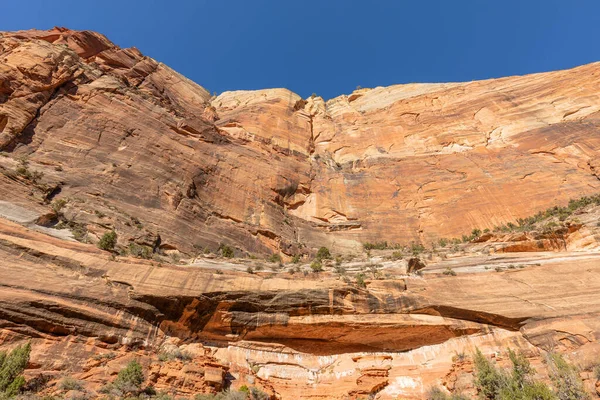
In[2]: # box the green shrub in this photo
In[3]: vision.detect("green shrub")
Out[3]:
[474,348,507,399]
[426,387,469,400]
[249,387,269,400]
[0,342,31,398]
[546,353,587,400]
[219,244,234,258]
[316,247,331,260]
[267,253,281,263]
[310,261,323,272]
[473,348,557,400]
[114,360,144,393]
[411,243,425,255]
[363,241,388,251]
[51,199,67,214]
[128,243,153,259]
[355,273,366,288]
[390,251,403,260]
[158,348,192,362]
[98,231,117,251]
[291,255,301,264]
[443,267,457,276]
[59,376,83,391]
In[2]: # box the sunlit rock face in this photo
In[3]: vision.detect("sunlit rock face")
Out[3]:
[2,28,600,256]
[3,27,600,399]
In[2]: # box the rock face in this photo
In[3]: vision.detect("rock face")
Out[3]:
[2,27,600,399]
[2,28,600,257]
[2,207,600,398]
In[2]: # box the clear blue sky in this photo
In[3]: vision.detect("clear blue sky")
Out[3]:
[4,0,600,99]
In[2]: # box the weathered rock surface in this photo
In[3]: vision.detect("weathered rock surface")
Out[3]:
[2,213,600,398]
[2,27,600,399]
[2,28,600,257]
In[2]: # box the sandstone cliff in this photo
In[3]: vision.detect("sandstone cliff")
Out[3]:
[2,28,600,400]
[2,28,600,257]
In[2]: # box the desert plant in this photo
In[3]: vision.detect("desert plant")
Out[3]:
[355,273,366,288]
[248,387,269,400]
[92,352,116,362]
[98,231,117,251]
[59,376,83,391]
[474,348,507,399]
[157,348,192,363]
[51,199,67,214]
[128,243,153,259]
[411,243,425,255]
[452,352,467,363]
[267,253,281,263]
[310,260,323,272]
[363,241,388,250]
[316,247,331,260]
[0,342,31,398]
[291,255,301,264]
[334,265,346,275]
[113,360,144,394]
[473,348,557,400]
[443,267,457,276]
[219,244,234,258]
[546,353,588,400]
[426,387,469,400]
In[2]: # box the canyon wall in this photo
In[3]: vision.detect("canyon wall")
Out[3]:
[2,28,600,256]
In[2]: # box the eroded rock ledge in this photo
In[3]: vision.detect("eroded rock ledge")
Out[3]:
[2,216,600,398]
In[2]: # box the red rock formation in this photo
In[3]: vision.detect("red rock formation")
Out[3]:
[2,28,600,257]
[2,28,600,399]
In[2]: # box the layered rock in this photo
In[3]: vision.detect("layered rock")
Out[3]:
[2,213,600,398]
[2,28,600,257]
[2,27,600,399]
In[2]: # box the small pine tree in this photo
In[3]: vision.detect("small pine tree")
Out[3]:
[98,231,117,251]
[546,353,588,400]
[474,348,557,400]
[0,342,31,398]
[114,360,144,393]
[474,348,507,399]
[316,247,331,260]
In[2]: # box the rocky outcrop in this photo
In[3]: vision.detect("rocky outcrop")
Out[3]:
[2,214,600,398]
[2,28,600,257]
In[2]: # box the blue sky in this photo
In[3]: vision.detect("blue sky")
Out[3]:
[4,1,600,99]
